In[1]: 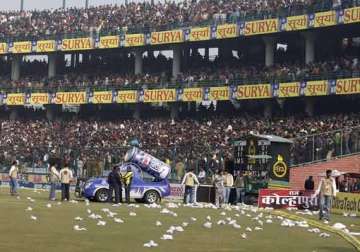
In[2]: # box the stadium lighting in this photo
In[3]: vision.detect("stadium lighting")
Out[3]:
[63,0,66,9]
[85,0,89,9]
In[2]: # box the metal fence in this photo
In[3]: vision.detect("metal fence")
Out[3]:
[1,70,359,93]
[1,0,359,42]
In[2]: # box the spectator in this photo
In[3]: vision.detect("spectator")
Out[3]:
[8,160,19,196]
[234,170,246,204]
[107,166,122,204]
[198,167,206,184]
[314,170,337,221]
[223,170,234,204]
[304,176,314,191]
[49,162,60,201]
[213,169,225,208]
[181,168,200,204]
[60,163,73,201]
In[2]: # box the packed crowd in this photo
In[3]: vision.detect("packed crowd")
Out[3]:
[0,112,359,177]
[0,54,358,91]
[0,0,356,40]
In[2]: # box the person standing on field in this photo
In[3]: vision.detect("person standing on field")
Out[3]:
[223,170,234,204]
[108,166,122,204]
[9,161,19,196]
[314,169,337,221]
[49,162,60,201]
[181,168,200,204]
[213,169,225,208]
[122,166,134,204]
[60,163,73,201]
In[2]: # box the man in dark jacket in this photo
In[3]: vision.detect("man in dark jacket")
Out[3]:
[304,176,315,191]
[108,166,122,204]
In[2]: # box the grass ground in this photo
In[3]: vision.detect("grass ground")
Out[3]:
[0,188,358,252]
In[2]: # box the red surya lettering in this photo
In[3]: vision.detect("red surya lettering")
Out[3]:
[336,78,360,94]
[144,90,175,102]
[151,31,182,44]
[245,19,277,35]
[63,39,91,50]
[344,7,360,23]
[55,93,86,104]
[237,85,270,99]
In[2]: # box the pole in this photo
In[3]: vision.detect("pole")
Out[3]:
[62,0,66,9]
[85,0,89,9]
[20,0,24,11]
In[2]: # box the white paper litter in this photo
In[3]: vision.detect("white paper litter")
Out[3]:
[97,220,106,226]
[73,225,87,231]
[255,227,263,231]
[241,233,247,239]
[74,217,83,221]
[129,212,137,216]
[161,234,173,240]
[319,233,330,238]
[26,207,33,211]
[30,215,37,221]
[114,218,124,223]
[143,240,158,248]
[156,221,162,226]
[203,222,212,229]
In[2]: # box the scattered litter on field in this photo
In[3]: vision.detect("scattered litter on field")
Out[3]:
[114,218,124,223]
[26,206,33,211]
[203,222,212,229]
[73,225,87,231]
[74,217,83,221]
[156,221,162,226]
[97,220,106,226]
[30,215,37,221]
[129,212,137,216]
[319,233,330,238]
[46,203,52,208]
[161,234,173,240]
[143,240,158,248]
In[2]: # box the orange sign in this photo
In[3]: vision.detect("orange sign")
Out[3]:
[55,92,86,104]
[344,7,360,24]
[237,84,271,100]
[143,89,176,102]
[244,19,278,36]
[6,93,25,105]
[62,38,92,51]
[209,87,229,101]
[29,93,49,105]
[36,40,56,52]
[0,43,7,54]
[314,11,336,27]
[278,82,300,98]
[285,15,308,31]
[99,36,119,49]
[125,34,145,47]
[305,80,328,96]
[190,27,210,41]
[151,30,183,45]
[117,91,137,103]
[336,78,360,95]
[216,24,237,39]
[12,41,32,54]
[92,91,113,104]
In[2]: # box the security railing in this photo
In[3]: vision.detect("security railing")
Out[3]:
[290,125,360,167]
[0,0,358,42]
[0,70,359,93]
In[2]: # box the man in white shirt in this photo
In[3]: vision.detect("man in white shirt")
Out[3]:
[313,169,337,221]
[60,164,73,201]
[181,168,200,204]
[223,170,234,204]
[49,162,60,201]
[9,160,19,196]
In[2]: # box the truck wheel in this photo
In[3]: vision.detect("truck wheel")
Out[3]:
[144,190,160,204]
[95,188,109,202]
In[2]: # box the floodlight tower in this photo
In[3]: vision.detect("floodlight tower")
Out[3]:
[63,0,66,9]
[20,0,24,11]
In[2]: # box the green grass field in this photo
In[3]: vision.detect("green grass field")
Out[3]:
[0,188,358,252]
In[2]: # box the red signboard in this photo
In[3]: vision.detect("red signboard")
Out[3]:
[258,189,317,209]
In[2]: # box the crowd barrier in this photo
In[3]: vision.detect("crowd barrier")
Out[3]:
[1,77,359,106]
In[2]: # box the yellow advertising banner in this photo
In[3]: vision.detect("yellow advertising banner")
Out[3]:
[29,93,49,105]
[36,40,56,53]
[117,90,137,103]
[305,80,328,96]
[12,41,32,54]
[151,30,183,45]
[336,77,360,95]
[6,93,25,105]
[314,11,337,27]
[209,86,229,101]
[190,27,211,42]
[216,24,237,39]
[278,82,300,98]
[244,18,278,36]
[125,34,145,47]
[332,192,360,215]
[237,84,271,100]
[99,36,119,49]
[55,92,86,104]
[92,91,113,104]
[285,15,308,31]
[181,88,203,102]
[0,43,7,54]
[143,89,176,102]
[62,38,92,51]
[344,6,360,24]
